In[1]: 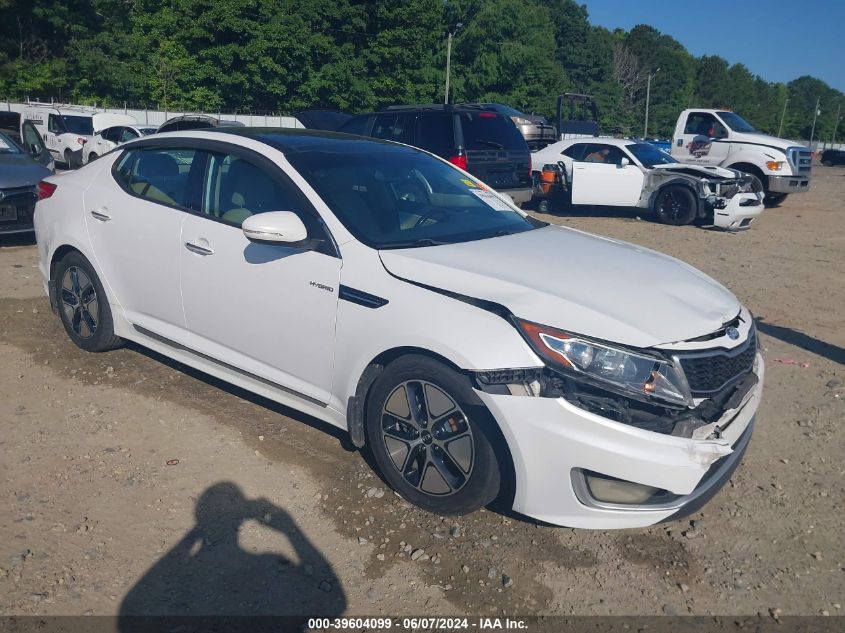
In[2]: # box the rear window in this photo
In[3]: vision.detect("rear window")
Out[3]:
[460,113,526,151]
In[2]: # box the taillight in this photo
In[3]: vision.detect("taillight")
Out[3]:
[38,181,57,200]
[448,154,468,171]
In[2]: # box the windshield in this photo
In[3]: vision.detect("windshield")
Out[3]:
[61,115,94,135]
[286,144,543,249]
[0,131,22,154]
[627,143,678,168]
[718,111,756,133]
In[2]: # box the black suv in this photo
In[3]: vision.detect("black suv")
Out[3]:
[339,104,532,205]
[820,149,845,166]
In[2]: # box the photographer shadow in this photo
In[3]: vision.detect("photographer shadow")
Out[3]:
[118,482,345,629]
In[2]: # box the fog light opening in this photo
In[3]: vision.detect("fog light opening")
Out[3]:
[583,470,665,504]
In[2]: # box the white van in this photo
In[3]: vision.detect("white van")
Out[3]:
[21,105,137,169]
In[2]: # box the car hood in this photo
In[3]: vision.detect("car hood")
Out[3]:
[0,154,52,188]
[379,225,740,348]
[729,132,806,152]
[651,163,741,180]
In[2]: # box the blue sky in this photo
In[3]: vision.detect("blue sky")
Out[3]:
[580,0,845,92]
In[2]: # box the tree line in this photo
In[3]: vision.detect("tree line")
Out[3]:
[1,0,842,142]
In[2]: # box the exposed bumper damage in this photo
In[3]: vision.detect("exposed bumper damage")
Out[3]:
[639,166,764,230]
[471,315,763,528]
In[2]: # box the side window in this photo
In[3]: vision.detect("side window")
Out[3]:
[413,114,454,154]
[562,144,586,160]
[121,147,206,210]
[119,128,139,143]
[340,115,370,136]
[22,122,46,154]
[684,112,727,138]
[371,114,409,142]
[577,143,626,165]
[101,127,119,142]
[203,153,308,228]
[48,114,66,134]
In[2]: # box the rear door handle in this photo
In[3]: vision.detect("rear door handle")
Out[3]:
[185,241,214,256]
[90,209,111,222]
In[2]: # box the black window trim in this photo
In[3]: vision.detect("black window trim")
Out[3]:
[110,137,340,258]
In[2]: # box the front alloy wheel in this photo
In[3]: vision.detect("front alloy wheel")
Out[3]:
[654,185,697,226]
[381,380,474,496]
[366,355,501,515]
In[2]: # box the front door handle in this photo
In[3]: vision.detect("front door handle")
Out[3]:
[90,208,111,222]
[185,241,214,256]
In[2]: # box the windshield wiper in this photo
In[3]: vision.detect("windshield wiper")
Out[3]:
[474,139,504,150]
[379,238,451,249]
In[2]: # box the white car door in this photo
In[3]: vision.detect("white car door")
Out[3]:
[84,146,206,343]
[179,148,341,405]
[571,143,644,207]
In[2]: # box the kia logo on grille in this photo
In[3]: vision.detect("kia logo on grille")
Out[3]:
[726,326,740,340]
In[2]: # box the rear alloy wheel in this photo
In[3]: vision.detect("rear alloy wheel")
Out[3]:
[55,252,122,352]
[653,185,697,226]
[365,355,500,515]
[63,149,73,169]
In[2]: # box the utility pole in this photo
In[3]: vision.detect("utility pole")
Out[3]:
[809,96,820,149]
[831,102,841,146]
[778,95,788,137]
[444,22,463,104]
[643,67,660,139]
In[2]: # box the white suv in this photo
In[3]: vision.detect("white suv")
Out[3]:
[33,129,763,528]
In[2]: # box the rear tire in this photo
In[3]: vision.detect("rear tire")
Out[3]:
[365,355,501,516]
[88,152,99,163]
[653,185,698,226]
[54,251,122,352]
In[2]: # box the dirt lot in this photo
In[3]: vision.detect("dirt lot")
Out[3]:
[1,166,843,622]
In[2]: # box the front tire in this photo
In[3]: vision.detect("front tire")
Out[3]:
[365,355,501,515]
[764,192,788,207]
[54,251,122,352]
[653,185,698,225]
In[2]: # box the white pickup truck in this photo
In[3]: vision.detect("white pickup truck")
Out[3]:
[670,109,812,206]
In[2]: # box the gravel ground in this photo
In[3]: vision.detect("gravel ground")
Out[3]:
[0,166,842,621]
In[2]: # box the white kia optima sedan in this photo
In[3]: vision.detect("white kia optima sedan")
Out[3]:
[33,129,764,528]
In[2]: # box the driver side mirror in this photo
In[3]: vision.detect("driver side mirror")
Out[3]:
[619,157,630,168]
[242,211,308,245]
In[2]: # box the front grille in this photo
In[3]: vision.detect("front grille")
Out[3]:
[789,148,813,175]
[678,330,757,396]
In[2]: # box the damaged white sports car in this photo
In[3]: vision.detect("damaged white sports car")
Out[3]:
[532,138,763,230]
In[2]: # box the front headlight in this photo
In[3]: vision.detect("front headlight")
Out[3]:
[515,319,693,407]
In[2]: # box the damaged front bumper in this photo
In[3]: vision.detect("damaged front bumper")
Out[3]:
[710,191,764,230]
[474,354,764,529]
